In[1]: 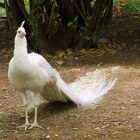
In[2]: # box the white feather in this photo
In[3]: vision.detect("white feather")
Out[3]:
[8,26,117,109]
[53,69,117,107]
[8,21,117,129]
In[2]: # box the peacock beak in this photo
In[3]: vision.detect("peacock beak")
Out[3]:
[23,31,26,36]
[21,32,26,37]
[19,32,26,38]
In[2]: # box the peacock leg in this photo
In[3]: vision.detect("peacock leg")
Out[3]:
[17,93,31,131]
[28,105,42,129]
[29,93,42,129]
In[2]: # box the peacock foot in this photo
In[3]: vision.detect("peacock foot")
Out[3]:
[28,122,42,129]
[17,122,31,131]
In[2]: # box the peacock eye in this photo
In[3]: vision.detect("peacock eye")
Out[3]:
[18,31,21,33]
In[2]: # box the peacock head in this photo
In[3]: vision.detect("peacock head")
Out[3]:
[16,21,26,38]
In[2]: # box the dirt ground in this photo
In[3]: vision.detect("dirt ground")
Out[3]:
[0,47,140,140]
[0,17,140,140]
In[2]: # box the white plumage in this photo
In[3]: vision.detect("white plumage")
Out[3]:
[8,21,117,130]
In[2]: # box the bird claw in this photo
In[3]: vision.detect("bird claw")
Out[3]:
[17,123,31,131]
[28,122,42,129]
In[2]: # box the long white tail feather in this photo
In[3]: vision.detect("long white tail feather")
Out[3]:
[26,68,117,110]
[55,69,117,107]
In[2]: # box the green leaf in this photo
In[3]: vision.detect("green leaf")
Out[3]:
[84,22,89,27]
[99,38,108,44]
[73,16,78,22]
[84,36,90,40]
[87,16,92,21]
[80,26,88,32]
[67,21,73,27]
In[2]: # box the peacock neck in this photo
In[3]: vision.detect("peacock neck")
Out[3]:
[14,36,28,57]
[13,35,29,65]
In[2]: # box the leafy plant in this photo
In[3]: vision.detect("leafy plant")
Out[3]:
[96,62,103,70]
[0,0,5,16]
[67,16,78,28]
[0,0,116,51]
[121,0,140,14]
[28,16,38,38]
[99,38,108,44]
[113,0,120,5]
[79,16,92,41]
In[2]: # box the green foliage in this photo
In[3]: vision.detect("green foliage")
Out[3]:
[28,0,44,38]
[0,8,5,16]
[113,0,140,15]
[98,38,108,49]
[67,16,78,28]
[28,16,38,38]
[1,0,140,51]
[96,62,103,70]
[113,0,120,5]
[96,63,101,69]
[0,0,5,16]
[67,16,92,36]
[99,38,108,44]
[24,0,30,13]
[79,16,92,41]
[121,0,140,14]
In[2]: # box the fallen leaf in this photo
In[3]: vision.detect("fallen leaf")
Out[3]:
[112,131,119,135]
[66,49,73,56]
[56,50,65,58]
[56,60,64,66]
[79,49,89,54]
[74,57,79,60]
[101,124,110,128]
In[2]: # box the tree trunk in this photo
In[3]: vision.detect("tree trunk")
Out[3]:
[59,0,76,25]
[104,0,113,24]
[9,0,25,28]
[5,0,113,52]
[88,0,109,48]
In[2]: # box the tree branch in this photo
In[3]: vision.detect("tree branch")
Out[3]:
[74,1,86,21]
[4,0,14,34]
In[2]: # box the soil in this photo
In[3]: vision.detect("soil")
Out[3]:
[0,16,140,140]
